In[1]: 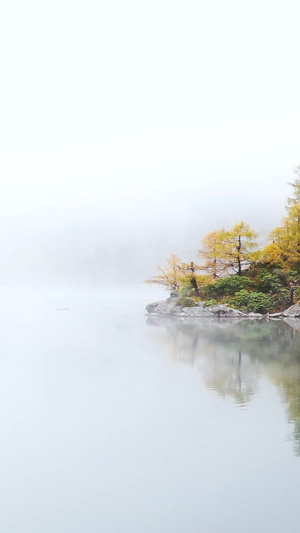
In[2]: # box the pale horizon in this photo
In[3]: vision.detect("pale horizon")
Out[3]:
[1,0,300,285]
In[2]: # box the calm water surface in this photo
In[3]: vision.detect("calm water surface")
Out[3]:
[0,287,300,532]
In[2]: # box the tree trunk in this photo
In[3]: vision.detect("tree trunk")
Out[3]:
[213,258,218,279]
[190,262,200,296]
[237,236,242,275]
[290,283,295,306]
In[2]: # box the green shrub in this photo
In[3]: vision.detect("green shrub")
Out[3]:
[228,290,274,314]
[257,271,286,294]
[175,297,197,307]
[272,288,291,310]
[179,286,198,298]
[203,299,218,307]
[294,287,300,302]
[206,276,253,298]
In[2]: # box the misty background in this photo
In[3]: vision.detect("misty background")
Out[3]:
[1,0,300,287]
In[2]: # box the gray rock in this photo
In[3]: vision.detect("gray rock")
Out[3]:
[170,289,179,298]
[283,304,300,317]
[247,312,263,319]
[145,296,182,315]
[146,299,246,318]
[181,306,215,317]
[209,304,247,317]
[269,312,284,318]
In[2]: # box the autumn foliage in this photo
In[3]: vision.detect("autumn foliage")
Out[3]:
[146,168,300,311]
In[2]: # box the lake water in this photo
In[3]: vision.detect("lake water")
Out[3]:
[1,286,300,532]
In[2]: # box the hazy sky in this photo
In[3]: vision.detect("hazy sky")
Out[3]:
[1,0,300,285]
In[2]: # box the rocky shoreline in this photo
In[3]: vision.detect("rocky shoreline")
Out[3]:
[146,296,300,320]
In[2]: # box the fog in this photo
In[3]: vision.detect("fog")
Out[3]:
[2,4,300,530]
[0,123,299,288]
[1,0,300,287]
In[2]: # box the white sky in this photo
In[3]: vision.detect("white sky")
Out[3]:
[0,0,300,284]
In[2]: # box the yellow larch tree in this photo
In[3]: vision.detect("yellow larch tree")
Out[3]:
[223,221,259,275]
[199,223,259,277]
[263,170,300,270]
[145,254,183,292]
[198,230,229,278]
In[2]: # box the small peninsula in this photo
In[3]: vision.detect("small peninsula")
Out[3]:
[146,169,300,316]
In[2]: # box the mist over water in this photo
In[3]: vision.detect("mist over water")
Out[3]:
[0,285,300,532]
[1,0,300,530]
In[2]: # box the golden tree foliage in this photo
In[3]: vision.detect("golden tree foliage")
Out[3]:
[180,261,203,295]
[199,222,259,276]
[145,254,183,291]
[223,221,259,275]
[264,171,300,269]
[146,255,214,294]
[261,243,286,268]
[287,166,300,207]
[198,230,229,278]
[284,205,300,264]
[270,225,288,244]
[179,271,213,292]
[146,164,300,291]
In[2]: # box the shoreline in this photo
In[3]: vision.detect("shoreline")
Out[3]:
[146,296,300,320]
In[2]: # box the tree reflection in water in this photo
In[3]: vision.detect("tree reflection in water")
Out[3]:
[147,316,300,455]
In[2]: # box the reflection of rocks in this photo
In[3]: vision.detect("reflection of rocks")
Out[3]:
[283,318,300,330]
[147,316,300,361]
[147,315,244,329]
